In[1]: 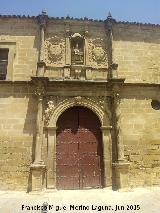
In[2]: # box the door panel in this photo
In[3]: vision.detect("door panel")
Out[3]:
[56,176,79,190]
[56,106,103,190]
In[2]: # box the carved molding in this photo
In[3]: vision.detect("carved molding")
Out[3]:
[44,96,110,126]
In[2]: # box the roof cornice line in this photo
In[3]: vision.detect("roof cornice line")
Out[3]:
[0,14,159,27]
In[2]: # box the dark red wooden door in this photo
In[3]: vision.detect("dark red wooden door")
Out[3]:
[56,106,103,189]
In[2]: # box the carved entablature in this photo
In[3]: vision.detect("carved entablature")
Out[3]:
[44,35,65,66]
[44,96,111,126]
[88,38,108,68]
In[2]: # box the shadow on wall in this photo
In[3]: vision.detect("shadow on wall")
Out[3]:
[23,91,37,192]
[0,83,38,192]
[23,92,37,159]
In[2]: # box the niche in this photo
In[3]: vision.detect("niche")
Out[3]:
[71,33,84,65]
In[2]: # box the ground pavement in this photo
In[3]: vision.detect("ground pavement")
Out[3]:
[0,187,160,213]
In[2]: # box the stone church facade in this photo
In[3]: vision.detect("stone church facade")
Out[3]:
[0,12,160,191]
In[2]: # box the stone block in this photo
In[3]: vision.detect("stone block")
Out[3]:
[113,162,130,190]
[30,164,46,191]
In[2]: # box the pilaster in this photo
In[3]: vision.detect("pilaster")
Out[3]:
[101,125,112,187]
[84,25,89,66]
[65,24,71,65]
[110,78,130,190]
[46,126,57,189]
[37,10,48,76]
[105,13,118,79]
[30,76,48,191]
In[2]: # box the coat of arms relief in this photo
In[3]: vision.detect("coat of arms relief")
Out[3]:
[44,34,108,69]
[88,38,108,68]
[44,35,65,66]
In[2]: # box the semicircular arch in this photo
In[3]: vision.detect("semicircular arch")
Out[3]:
[48,97,110,127]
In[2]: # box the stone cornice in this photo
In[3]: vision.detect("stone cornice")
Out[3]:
[0,14,159,28]
[1,80,160,88]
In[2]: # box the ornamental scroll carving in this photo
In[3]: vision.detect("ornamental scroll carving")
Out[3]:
[44,36,65,65]
[44,96,109,126]
[88,38,108,67]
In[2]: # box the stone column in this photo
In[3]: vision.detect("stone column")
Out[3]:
[30,77,48,192]
[63,25,71,79]
[113,92,125,162]
[65,25,71,65]
[39,25,45,62]
[111,84,130,190]
[34,86,44,164]
[46,127,57,189]
[37,11,48,76]
[101,126,112,188]
[84,28,92,80]
[84,27,89,66]
[30,11,49,192]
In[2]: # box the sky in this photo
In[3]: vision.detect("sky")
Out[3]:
[0,0,160,24]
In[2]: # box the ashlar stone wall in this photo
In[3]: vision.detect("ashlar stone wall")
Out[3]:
[113,23,160,83]
[120,86,160,187]
[0,83,36,190]
[0,18,39,81]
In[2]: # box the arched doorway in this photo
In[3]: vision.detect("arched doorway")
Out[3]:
[56,106,104,190]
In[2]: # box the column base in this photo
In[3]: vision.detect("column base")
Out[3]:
[112,161,130,191]
[30,163,46,192]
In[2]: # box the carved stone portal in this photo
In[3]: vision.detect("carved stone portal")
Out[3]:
[44,95,111,127]
[44,95,112,189]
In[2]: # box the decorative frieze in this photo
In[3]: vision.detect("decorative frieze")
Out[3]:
[44,95,110,126]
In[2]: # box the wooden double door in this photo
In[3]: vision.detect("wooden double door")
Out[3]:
[56,106,103,189]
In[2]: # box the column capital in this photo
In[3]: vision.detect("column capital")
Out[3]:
[112,92,121,105]
[109,78,125,101]
[31,77,49,97]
